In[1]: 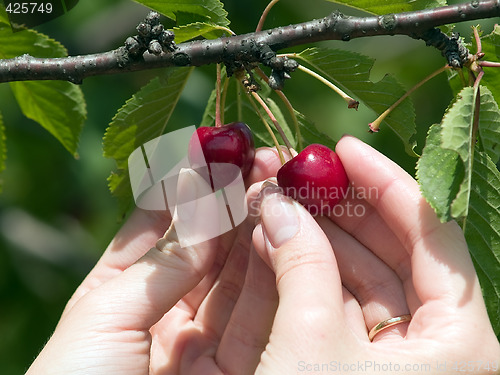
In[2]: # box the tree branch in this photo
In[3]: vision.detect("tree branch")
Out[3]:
[1,0,499,84]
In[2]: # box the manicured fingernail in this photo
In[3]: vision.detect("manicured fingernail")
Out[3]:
[261,193,300,248]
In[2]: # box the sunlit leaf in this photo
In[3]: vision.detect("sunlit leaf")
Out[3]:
[0,22,66,58]
[325,0,446,15]
[132,0,229,27]
[10,81,86,157]
[416,124,464,222]
[1,19,85,156]
[477,24,500,112]
[103,67,193,211]
[440,86,476,219]
[476,86,500,164]
[173,22,229,43]
[297,47,416,154]
[465,151,500,337]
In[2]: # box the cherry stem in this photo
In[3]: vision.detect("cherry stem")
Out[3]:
[369,64,450,132]
[245,90,286,164]
[255,67,303,151]
[473,26,482,55]
[215,63,223,128]
[220,75,230,125]
[214,25,236,36]
[256,0,280,32]
[251,91,293,156]
[473,67,485,91]
[283,59,359,109]
[276,90,303,151]
[479,61,500,68]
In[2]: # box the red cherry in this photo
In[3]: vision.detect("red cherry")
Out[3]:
[277,144,349,215]
[188,122,255,189]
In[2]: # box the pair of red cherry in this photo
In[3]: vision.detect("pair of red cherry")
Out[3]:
[188,122,349,214]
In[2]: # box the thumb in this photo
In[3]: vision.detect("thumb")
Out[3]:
[69,168,220,331]
[252,183,346,346]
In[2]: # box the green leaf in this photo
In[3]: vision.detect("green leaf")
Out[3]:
[0,111,5,192]
[477,25,500,113]
[0,4,9,25]
[324,0,446,15]
[437,85,500,220]
[0,22,67,59]
[297,47,416,154]
[132,0,229,27]
[103,67,194,209]
[1,19,85,156]
[476,86,500,164]
[173,22,228,43]
[419,85,500,219]
[416,124,465,222]
[440,86,476,219]
[9,81,86,156]
[464,151,500,337]
[296,111,339,151]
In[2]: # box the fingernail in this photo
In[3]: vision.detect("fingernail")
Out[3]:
[261,193,300,248]
[253,179,280,226]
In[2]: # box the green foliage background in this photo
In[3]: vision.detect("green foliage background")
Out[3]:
[0,0,498,373]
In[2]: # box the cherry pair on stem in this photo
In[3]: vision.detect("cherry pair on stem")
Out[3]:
[190,121,349,214]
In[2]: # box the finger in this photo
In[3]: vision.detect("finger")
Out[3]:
[189,177,280,345]
[317,217,410,342]
[61,168,221,332]
[252,183,349,350]
[192,218,253,342]
[245,146,292,185]
[62,208,171,318]
[215,246,278,374]
[324,197,418,310]
[342,286,366,339]
[166,146,291,317]
[335,136,484,324]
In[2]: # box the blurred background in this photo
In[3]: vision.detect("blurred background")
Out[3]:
[0,0,494,372]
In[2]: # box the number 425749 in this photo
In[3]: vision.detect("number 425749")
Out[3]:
[5,3,53,14]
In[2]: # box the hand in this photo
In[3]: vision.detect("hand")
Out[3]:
[25,146,287,375]
[26,136,500,375]
[250,135,500,374]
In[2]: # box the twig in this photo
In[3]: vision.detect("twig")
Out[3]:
[1,0,499,84]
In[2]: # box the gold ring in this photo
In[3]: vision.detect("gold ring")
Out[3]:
[368,314,411,341]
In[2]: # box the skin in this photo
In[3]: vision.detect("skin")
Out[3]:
[26,135,499,375]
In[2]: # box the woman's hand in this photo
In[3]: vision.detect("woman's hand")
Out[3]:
[26,136,500,375]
